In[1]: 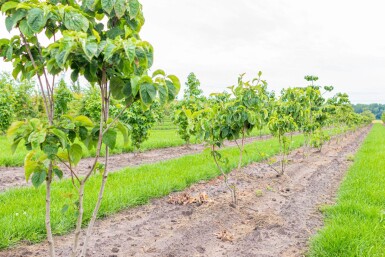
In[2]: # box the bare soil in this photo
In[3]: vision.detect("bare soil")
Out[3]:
[0,135,271,192]
[0,127,370,257]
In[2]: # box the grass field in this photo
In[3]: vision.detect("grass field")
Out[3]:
[309,124,385,257]
[0,131,303,249]
[0,127,270,167]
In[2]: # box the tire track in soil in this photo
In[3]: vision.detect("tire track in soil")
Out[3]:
[0,126,370,257]
[0,134,272,192]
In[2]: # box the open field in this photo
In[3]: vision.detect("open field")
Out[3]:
[309,123,385,256]
[0,125,370,256]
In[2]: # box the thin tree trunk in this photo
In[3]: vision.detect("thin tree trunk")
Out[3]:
[237,126,246,171]
[212,145,237,205]
[46,164,55,257]
[81,80,111,257]
[81,146,110,257]
[71,182,85,257]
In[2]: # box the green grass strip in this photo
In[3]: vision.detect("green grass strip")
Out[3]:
[309,124,385,257]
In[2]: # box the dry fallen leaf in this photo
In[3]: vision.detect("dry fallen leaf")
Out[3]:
[167,192,211,205]
[215,229,234,242]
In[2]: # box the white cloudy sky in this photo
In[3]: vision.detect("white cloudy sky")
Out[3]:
[1,0,385,103]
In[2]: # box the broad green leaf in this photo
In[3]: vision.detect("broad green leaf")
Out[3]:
[103,39,116,61]
[74,115,94,127]
[43,143,58,158]
[122,39,135,63]
[53,168,63,179]
[19,19,34,37]
[152,69,165,77]
[71,69,79,82]
[5,9,27,32]
[1,1,19,12]
[114,0,127,18]
[5,45,13,60]
[128,0,140,19]
[110,76,125,100]
[166,80,177,101]
[101,0,115,14]
[27,8,45,33]
[64,11,89,32]
[103,129,117,149]
[31,170,46,188]
[7,121,25,136]
[116,121,129,146]
[130,76,140,97]
[167,75,181,93]
[51,128,67,148]
[28,130,46,149]
[82,39,98,60]
[24,151,39,181]
[69,143,83,166]
[157,83,168,105]
[139,82,156,105]
[11,137,23,154]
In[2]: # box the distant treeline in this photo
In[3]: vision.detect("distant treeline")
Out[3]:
[352,103,385,119]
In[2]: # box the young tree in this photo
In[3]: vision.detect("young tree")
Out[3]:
[54,78,74,118]
[173,72,205,145]
[0,1,180,257]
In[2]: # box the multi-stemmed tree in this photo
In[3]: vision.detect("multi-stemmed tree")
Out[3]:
[0,1,180,257]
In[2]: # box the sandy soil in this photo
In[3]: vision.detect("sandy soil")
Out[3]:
[0,126,370,257]
[0,135,272,192]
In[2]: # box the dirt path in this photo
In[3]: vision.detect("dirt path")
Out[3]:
[0,135,272,191]
[0,126,370,257]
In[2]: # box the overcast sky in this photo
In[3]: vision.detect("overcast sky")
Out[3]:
[1,0,385,103]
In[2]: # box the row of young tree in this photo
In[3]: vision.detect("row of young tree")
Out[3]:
[173,73,372,204]
[0,0,372,257]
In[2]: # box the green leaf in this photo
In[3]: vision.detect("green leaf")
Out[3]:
[1,1,19,12]
[116,122,129,146]
[122,39,135,62]
[166,80,177,101]
[128,0,140,19]
[27,8,45,33]
[71,70,79,82]
[43,143,58,158]
[5,9,27,32]
[28,130,46,149]
[74,115,94,127]
[24,151,39,182]
[11,137,23,154]
[157,83,168,105]
[167,75,181,93]
[6,45,13,60]
[152,69,165,77]
[110,77,125,100]
[32,170,46,188]
[130,76,140,97]
[7,121,25,137]
[82,39,98,61]
[69,143,83,166]
[103,129,117,149]
[19,19,34,37]
[53,168,63,179]
[114,0,127,18]
[101,0,115,14]
[51,128,67,148]
[139,82,156,105]
[64,11,89,32]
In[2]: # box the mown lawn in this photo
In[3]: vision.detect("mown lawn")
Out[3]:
[309,124,385,257]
